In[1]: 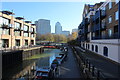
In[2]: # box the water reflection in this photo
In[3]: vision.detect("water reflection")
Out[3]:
[3,49,62,79]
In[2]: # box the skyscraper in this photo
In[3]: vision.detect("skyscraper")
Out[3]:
[55,22,62,34]
[35,19,51,35]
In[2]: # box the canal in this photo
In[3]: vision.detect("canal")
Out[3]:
[2,48,63,79]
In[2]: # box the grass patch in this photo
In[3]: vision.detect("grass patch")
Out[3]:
[26,53,52,60]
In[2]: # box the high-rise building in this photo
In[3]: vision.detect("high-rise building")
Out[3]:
[78,1,120,63]
[55,22,62,34]
[35,19,51,35]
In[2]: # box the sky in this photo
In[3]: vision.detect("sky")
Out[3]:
[1,1,105,33]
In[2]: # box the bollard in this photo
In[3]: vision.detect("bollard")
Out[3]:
[88,61,91,72]
[92,66,95,76]
[97,70,100,80]
[86,59,88,68]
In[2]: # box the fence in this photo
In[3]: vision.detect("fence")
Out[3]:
[71,46,105,80]
[0,45,41,53]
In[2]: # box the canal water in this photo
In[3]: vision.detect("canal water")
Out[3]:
[3,48,63,79]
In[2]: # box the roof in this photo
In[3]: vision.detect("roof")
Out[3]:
[25,21,32,23]
[16,17,25,20]
[2,10,15,15]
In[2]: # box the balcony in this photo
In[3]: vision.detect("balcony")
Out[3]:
[94,10,100,20]
[92,36,101,40]
[92,23,100,32]
[101,10,106,19]
[1,24,10,29]
[14,27,21,31]
[92,16,95,22]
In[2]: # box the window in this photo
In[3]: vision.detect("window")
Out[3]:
[114,25,118,33]
[31,34,34,37]
[86,44,87,49]
[24,25,29,31]
[109,2,112,9]
[25,40,28,46]
[92,45,94,51]
[2,39,9,48]
[115,11,118,20]
[15,39,20,46]
[95,45,98,52]
[14,22,21,29]
[14,31,21,36]
[31,40,34,45]
[2,29,9,35]
[88,44,89,49]
[83,43,84,48]
[103,47,108,57]
[116,0,119,4]
[108,16,112,23]
[108,29,112,37]
[2,17,9,25]
[24,33,29,37]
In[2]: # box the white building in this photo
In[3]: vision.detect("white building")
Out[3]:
[35,19,51,35]
[55,22,62,34]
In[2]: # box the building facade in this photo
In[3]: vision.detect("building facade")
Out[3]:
[61,31,70,37]
[55,22,62,34]
[0,11,36,49]
[35,19,51,35]
[78,1,120,63]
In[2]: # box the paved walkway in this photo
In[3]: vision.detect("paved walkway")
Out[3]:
[75,46,120,78]
[59,46,83,79]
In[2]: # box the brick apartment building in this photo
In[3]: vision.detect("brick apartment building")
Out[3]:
[78,0,120,63]
[0,11,36,49]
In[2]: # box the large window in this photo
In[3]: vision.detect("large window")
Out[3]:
[2,29,9,35]
[24,33,29,37]
[92,45,94,51]
[15,39,20,46]
[115,11,118,20]
[95,45,98,52]
[2,39,9,48]
[31,34,34,37]
[108,29,112,37]
[24,25,29,31]
[103,47,108,57]
[14,31,21,36]
[108,16,112,23]
[14,22,21,29]
[25,40,28,46]
[109,2,112,9]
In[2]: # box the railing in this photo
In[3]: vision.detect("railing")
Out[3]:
[0,45,41,53]
[92,33,119,40]
[95,10,100,20]
[71,46,106,79]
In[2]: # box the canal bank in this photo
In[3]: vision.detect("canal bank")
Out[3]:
[2,48,62,79]
[1,46,44,79]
